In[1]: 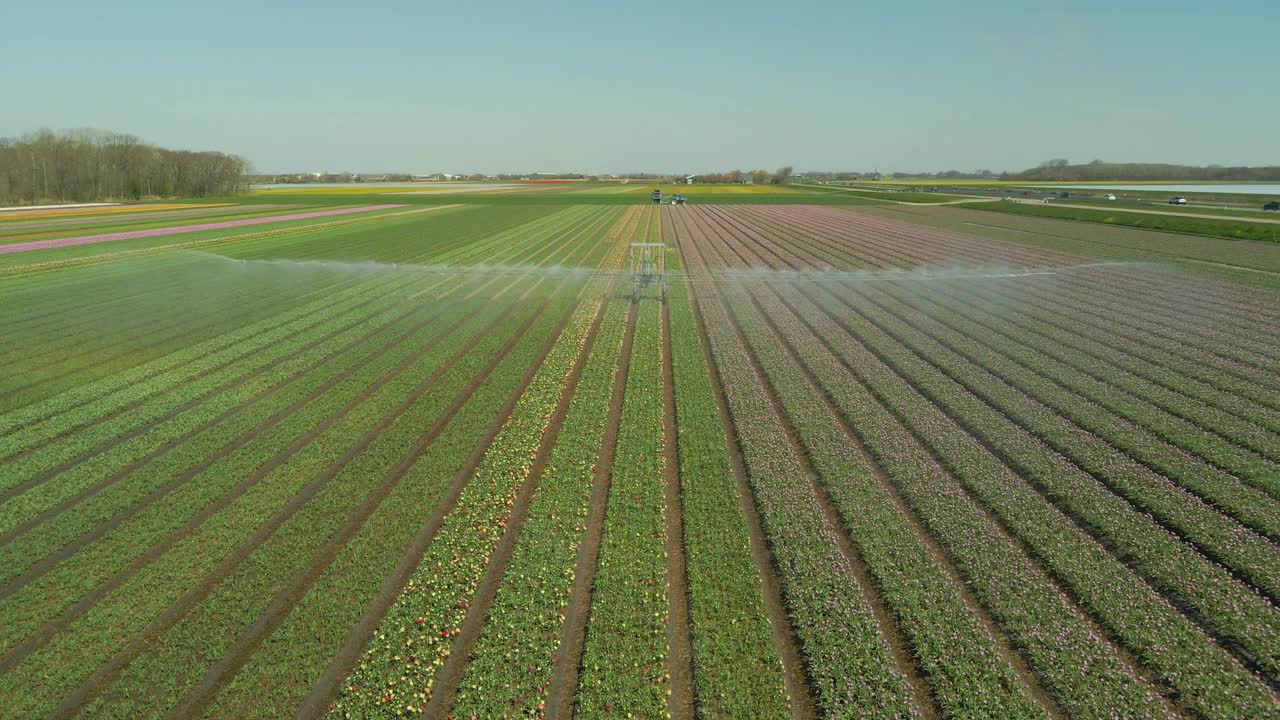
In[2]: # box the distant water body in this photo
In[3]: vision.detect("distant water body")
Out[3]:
[1046,184,1280,195]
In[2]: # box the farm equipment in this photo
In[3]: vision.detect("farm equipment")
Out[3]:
[651,189,662,204]
[629,242,667,302]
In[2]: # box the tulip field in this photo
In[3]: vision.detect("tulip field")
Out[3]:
[0,195,1277,719]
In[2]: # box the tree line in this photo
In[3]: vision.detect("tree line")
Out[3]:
[803,160,1280,183]
[686,166,794,184]
[0,129,250,206]
[1009,159,1280,182]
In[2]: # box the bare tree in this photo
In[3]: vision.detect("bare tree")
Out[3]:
[0,128,248,205]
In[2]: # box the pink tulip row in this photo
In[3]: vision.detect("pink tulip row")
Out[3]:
[0,204,405,255]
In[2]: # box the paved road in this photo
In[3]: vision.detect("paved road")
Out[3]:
[796,184,995,205]
[1009,200,1280,225]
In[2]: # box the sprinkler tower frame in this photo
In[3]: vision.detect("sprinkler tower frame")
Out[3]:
[629,242,667,302]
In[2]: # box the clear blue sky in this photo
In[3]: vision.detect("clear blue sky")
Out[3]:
[7,1,1277,174]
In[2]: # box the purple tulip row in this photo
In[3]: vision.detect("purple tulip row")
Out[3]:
[808,280,1280,666]
[731,205,1280,481]
[865,279,1280,540]
[774,279,1278,719]
[675,214,921,719]
[679,204,1279,718]
[916,278,1280,482]
[681,205,1171,719]
[751,204,1280,406]
[711,277,1049,718]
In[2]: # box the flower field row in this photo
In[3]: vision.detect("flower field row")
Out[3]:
[4,198,1276,718]
[574,296,671,718]
[670,202,1280,717]
[682,206,1173,719]
[676,212,921,719]
[0,212,614,610]
[0,208,622,718]
[446,207,644,719]
[663,267,792,717]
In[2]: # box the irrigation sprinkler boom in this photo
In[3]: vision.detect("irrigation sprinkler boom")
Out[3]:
[629,242,667,302]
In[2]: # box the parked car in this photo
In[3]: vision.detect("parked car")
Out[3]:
[1105,194,1118,201]
[1169,197,1189,205]
[1264,201,1280,211]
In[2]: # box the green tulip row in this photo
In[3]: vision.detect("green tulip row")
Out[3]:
[574,297,671,719]
[0,204,603,445]
[0,210,619,717]
[0,273,564,718]
[326,286,614,718]
[201,214,628,720]
[664,275,792,718]
[449,206,645,720]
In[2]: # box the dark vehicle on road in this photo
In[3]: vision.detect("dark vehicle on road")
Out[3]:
[1169,197,1189,205]
[1265,201,1280,211]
